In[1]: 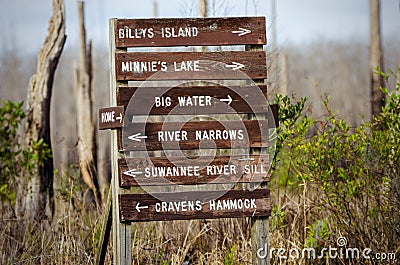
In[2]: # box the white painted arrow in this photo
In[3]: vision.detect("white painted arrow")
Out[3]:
[220,95,233,105]
[116,113,123,123]
[135,202,149,212]
[128,133,148,142]
[225,62,245,71]
[231,27,252,36]
[123,169,143,177]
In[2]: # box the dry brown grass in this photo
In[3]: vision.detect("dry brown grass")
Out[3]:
[0,200,111,264]
[1,171,398,264]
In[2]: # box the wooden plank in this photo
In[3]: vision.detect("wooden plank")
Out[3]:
[115,51,267,81]
[118,120,268,151]
[119,189,271,222]
[118,155,270,186]
[246,43,270,265]
[109,18,132,265]
[117,85,268,115]
[98,106,124,130]
[115,17,266,47]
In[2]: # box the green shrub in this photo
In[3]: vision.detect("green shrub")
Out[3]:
[272,69,400,257]
[0,100,51,203]
[0,101,26,202]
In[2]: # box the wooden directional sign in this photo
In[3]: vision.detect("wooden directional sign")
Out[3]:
[115,51,267,81]
[118,120,268,151]
[99,106,124,130]
[118,155,269,187]
[114,17,266,48]
[119,189,270,222]
[117,85,268,115]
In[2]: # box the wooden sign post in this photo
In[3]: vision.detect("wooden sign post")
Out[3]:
[99,16,271,265]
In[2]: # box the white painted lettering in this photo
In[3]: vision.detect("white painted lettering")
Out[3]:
[157,131,164,141]
[174,61,201,72]
[173,201,181,211]
[195,201,202,211]
[205,95,211,105]
[237,199,243,209]
[122,61,168,73]
[164,27,171,38]
[251,198,257,208]
[118,28,125,39]
[157,130,188,142]
[121,62,130,72]
[133,61,140,72]
[216,200,223,210]
[148,28,154,38]
[160,62,168,71]
[208,199,257,211]
[223,200,230,209]
[187,200,194,211]
[192,27,199,37]
[155,96,171,107]
[119,26,197,39]
[172,28,178,37]
[101,111,115,123]
[177,95,212,107]
[168,202,174,212]
[181,201,187,211]
[193,60,200,71]
[196,130,202,140]
[142,165,200,177]
[155,200,202,212]
[144,167,150,177]
[244,164,268,174]
[161,27,198,38]
[195,129,244,141]
[209,200,216,210]
[206,165,237,176]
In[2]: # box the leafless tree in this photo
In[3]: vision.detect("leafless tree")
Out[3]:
[23,0,66,220]
[370,0,385,118]
[75,0,100,207]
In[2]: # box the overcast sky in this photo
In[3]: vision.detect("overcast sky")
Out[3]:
[0,0,399,55]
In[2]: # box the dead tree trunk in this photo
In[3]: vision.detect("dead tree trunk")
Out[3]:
[279,51,288,95]
[23,0,66,220]
[199,0,207,17]
[199,0,207,53]
[370,0,385,118]
[75,0,100,207]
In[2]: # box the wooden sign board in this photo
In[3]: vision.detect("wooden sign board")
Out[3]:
[118,155,269,187]
[115,51,267,81]
[117,85,268,115]
[119,120,268,151]
[115,17,266,48]
[119,189,270,222]
[99,106,124,130]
